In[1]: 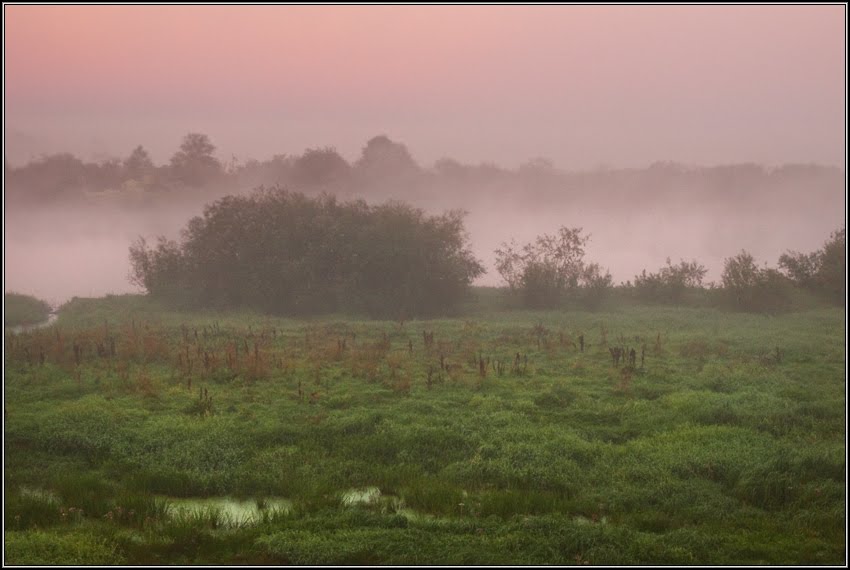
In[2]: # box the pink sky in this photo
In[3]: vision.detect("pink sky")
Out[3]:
[4,5,846,168]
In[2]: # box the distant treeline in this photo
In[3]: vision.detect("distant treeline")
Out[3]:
[130,186,844,317]
[129,187,483,318]
[5,132,843,207]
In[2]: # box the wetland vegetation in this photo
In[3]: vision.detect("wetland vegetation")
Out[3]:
[3,292,845,564]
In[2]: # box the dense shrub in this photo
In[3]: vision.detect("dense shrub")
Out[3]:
[494,227,612,309]
[129,187,484,317]
[721,251,795,313]
[632,258,708,304]
[778,227,845,306]
[580,262,615,309]
[4,292,52,326]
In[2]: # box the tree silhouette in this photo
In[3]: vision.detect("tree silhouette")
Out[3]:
[169,133,222,187]
[779,227,845,304]
[722,251,791,312]
[123,145,155,180]
[291,147,351,187]
[355,135,419,177]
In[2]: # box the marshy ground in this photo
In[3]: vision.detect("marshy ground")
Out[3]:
[3,293,845,565]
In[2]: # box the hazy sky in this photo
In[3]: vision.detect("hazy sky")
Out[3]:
[4,4,846,168]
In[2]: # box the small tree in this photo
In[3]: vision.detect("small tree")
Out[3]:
[355,135,419,178]
[169,133,223,187]
[777,250,819,288]
[495,227,610,308]
[722,250,791,312]
[816,228,845,304]
[779,227,845,305]
[580,262,614,309]
[123,145,155,181]
[520,260,562,309]
[128,237,191,305]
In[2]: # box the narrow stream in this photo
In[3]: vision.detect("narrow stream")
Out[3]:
[5,312,59,335]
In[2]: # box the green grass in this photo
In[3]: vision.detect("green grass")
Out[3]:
[4,292,52,327]
[3,293,845,564]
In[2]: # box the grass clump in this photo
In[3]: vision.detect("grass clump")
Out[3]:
[4,530,123,565]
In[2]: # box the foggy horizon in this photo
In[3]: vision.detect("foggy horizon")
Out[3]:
[6,123,848,172]
[4,5,846,170]
[3,4,846,306]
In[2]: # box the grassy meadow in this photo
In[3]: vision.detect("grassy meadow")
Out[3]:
[3,291,846,565]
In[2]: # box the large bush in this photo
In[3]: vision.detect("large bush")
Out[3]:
[129,187,484,317]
